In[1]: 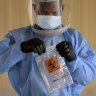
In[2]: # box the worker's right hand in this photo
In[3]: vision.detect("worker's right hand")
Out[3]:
[21,38,46,55]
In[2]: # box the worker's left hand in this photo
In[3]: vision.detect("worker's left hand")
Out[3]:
[56,41,76,62]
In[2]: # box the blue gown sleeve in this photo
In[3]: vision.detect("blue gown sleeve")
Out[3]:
[66,30,96,85]
[0,32,23,74]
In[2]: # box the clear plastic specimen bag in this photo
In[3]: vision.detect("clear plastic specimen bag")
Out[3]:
[34,45,73,92]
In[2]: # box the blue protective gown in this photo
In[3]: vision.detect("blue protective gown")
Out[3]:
[0,26,96,96]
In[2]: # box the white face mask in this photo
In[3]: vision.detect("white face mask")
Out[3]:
[36,15,61,30]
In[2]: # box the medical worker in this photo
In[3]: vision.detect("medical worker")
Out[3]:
[0,0,96,96]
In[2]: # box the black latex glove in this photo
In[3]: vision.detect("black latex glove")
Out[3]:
[21,38,46,55]
[56,41,76,62]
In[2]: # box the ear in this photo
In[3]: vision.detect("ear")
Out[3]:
[61,5,64,12]
[32,4,37,12]
[60,5,64,15]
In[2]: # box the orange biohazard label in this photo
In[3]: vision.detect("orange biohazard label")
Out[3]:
[44,56,61,73]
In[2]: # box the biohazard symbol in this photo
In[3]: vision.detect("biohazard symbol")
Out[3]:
[44,56,61,73]
[49,58,58,70]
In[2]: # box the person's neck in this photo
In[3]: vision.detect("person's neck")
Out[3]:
[34,24,62,30]
[34,24,44,30]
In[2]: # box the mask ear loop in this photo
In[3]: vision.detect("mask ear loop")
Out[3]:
[28,0,33,26]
